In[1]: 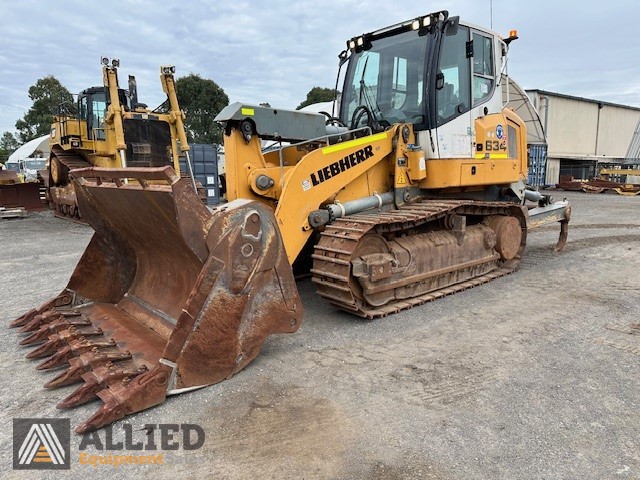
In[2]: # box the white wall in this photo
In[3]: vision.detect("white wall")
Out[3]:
[526,91,640,159]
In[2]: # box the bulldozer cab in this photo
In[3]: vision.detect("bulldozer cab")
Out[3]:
[78,87,108,140]
[82,85,134,141]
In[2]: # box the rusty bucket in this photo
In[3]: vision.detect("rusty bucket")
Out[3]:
[10,166,302,433]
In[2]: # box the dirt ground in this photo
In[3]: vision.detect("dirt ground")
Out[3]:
[0,190,638,479]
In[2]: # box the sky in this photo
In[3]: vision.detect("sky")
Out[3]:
[1,0,639,137]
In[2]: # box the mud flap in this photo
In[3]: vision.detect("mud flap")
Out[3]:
[10,166,302,433]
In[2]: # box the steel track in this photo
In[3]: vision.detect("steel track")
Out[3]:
[48,150,92,221]
[311,200,527,318]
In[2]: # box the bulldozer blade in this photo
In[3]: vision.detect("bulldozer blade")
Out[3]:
[10,166,302,433]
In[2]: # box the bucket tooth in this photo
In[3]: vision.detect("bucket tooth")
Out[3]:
[75,366,171,434]
[45,350,133,389]
[11,292,76,328]
[25,327,103,359]
[36,338,116,370]
[19,319,94,346]
[75,393,124,434]
[555,219,569,251]
[57,376,102,408]
[36,345,74,370]
[58,364,148,408]
[10,308,38,328]
[26,337,66,359]
[19,311,65,333]
[20,327,53,346]
[45,363,91,389]
[18,315,45,333]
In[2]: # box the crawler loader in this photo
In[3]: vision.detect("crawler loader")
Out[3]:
[10,12,570,432]
[45,58,197,219]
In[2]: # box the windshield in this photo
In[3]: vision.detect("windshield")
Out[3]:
[341,30,429,128]
[25,159,46,170]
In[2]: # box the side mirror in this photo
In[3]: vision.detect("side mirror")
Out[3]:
[436,72,445,90]
[445,16,459,36]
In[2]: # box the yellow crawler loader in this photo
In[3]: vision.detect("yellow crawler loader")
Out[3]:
[11,12,569,432]
[45,58,197,219]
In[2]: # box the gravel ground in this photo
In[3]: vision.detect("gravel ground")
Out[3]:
[0,190,638,479]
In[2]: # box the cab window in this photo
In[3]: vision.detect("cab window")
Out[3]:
[89,93,107,141]
[79,96,88,120]
[436,25,470,126]
[342,30,427,128]
[472,33,494,106]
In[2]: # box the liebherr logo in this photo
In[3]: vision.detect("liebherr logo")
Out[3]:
[13,418,70,470]
[310,145,374,186]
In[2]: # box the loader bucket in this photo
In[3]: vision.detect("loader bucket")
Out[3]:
[10,166,302,433]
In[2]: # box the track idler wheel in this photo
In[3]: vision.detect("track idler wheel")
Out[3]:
[489,216,522,261]
[50,156,68,186]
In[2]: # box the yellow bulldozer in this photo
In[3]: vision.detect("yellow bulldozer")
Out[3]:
[45,58,197,219]
[11,11,570,433]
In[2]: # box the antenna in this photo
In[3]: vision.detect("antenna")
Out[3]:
[490,0,493,29]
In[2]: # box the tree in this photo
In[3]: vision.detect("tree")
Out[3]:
[0,131,19,162]
[296,87,337,110]
[175,74,229,145]
[15,76,72,143]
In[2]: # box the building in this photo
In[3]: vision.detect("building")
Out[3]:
[525,90,640,183]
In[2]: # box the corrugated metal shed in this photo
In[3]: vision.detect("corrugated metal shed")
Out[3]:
[525,89,640,181]
[625,117,640,161]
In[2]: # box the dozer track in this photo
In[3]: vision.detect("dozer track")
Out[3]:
[311,200,527,318]
[48,147,92,220]
[11,166,302,433]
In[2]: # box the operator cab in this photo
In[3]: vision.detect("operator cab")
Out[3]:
[340,11,507,158]
[77,87,129,141]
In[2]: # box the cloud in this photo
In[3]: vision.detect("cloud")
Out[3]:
[1,0,639,135]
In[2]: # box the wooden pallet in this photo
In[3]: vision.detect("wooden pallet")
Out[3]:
[0,206,27,219]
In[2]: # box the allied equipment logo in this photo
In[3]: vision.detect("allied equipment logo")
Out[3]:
[13,418,70,470]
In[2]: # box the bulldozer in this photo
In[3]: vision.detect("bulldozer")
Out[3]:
[10,11,570,433]
[45,58,197,219]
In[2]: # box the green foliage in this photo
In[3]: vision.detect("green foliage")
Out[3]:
[175,74,229,145]
[0,131,19,163]
[15,76,72,143]
[296,87,337,110]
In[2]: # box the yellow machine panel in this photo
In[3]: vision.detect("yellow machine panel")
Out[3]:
[420,110,527,189]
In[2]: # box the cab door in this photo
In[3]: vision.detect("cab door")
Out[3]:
[432,24,473,159]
